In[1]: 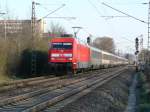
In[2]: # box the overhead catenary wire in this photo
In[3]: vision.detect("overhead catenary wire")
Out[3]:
[45,17,74,19]
[121,37,134,43]
[42,4,66,19]
[87,0,124,43]
[45,1,134,55]
[87,0,103,17]
[102,2,147,5]
[62,0,117,40]
[82,2,136,55]
[61,4,97,38]
[100,2,147,52]
[102,2,147,24]
[66,16,134,52]
[101,16,128,18]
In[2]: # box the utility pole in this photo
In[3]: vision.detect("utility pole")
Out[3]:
[31,1,36,75]
[148,1,150,50]
[148,1,150,64]
[143,1,150,64]
[31,1,40,75]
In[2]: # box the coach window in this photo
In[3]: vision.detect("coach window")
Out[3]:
[103,54,107,60]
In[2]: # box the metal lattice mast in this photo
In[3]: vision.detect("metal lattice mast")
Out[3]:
[147,1,150,63]
[31,1,36,75]
[148,1,150,50]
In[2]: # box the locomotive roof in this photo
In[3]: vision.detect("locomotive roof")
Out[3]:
[50,37,76,42]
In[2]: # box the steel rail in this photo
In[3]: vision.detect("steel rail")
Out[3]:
[0,67,118,105]
[0,67,119,99]
[0,67,127,112]
[23,67,127,112]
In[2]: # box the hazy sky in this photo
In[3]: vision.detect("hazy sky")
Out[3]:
[0,0,148,54]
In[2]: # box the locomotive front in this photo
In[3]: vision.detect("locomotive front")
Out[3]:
[48,37,76,73]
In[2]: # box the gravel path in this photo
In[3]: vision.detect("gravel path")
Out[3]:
[124,73,138,112]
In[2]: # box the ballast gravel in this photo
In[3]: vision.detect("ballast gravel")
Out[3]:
[57,68,135,112]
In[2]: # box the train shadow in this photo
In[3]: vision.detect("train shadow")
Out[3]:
[9,49,69,78]
[10,49,50,78]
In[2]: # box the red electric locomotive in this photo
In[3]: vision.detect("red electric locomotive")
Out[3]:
[48,35,128,74]
[48,35,90,74]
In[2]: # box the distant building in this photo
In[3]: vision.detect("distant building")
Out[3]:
[42,33,50,38]
[0,19,45,38]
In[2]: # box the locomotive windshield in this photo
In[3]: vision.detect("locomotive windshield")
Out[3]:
[52,42,72,49]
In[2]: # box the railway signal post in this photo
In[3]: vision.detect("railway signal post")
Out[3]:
[135,37,139,71]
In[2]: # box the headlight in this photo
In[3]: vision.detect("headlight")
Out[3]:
[64,54,72,57]
[68,58,72,60]
[51,58,55,60]
[51,54,59,57]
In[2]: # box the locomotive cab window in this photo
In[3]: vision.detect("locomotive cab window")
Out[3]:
[52,42,72,49]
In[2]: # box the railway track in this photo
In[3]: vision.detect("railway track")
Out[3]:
[0,66,128,112]
[0,76,57,91]
[0,67,119,100]
[0,76,63,99]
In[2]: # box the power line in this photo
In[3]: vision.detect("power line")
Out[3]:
[101,2,150,61]
[121,37,134,43]
[88,1,124,40]
[148,1,150,51]
[44,17,76,20]
[101,16,128,18]
[104,2,147,5]
[101,15,129,20]
[87,0,103,17]
[102,2,147,24]
[42,4,66,19]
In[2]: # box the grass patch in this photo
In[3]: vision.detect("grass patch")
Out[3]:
[0,74,11,84]
[0,37,49,81]
[139,72,150,112]
[140,103,150,112]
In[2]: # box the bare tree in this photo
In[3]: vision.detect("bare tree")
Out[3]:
[138,49,150,63]
[48,22,66,37]
[93,37,115,54]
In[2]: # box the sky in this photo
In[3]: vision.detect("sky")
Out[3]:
[0,0,149,54]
